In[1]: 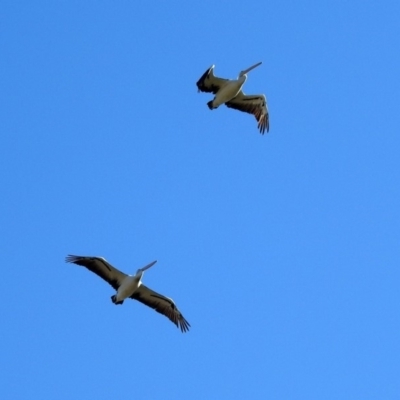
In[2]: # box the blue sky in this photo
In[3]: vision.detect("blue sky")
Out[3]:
[1,1,399,398]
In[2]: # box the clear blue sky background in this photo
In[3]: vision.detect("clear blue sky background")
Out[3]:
[1,1,399,399]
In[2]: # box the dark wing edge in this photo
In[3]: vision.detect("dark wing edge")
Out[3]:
[65,255,126,290]
[131,284,190,333]
[196,65,228,95]
[226,93,270,134]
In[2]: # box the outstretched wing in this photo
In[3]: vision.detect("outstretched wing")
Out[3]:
[66,255,127,290]
[226,91,270,134]
[131,284,190,333]
[196,65,228,94]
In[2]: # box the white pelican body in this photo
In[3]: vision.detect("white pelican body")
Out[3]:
[210,74,247,108]
[115,273,142,303]
[196,62,269,134]
[66,255,190,332]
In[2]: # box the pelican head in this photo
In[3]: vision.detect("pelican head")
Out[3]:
[136,260,157,276]
[239,61,262,77]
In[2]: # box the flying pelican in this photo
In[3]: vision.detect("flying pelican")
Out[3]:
[66,255,190,332]
[196,62,269,134]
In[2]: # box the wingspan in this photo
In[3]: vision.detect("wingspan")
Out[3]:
[225,92,270,134]
[131,284,190,333]
[66,255,127,290]
[196,65,228,94]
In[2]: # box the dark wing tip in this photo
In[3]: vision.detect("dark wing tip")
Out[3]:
[166,304,190,333]
[65,254,81,264]
[165,302,191,333]
[178,315,191,333]
[257,113,269,134]
[196,65,214,93]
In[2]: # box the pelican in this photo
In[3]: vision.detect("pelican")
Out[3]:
[196,62,269,134]
[66,255,190,332]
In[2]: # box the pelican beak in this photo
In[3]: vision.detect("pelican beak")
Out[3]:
[140,260,157,271]
[242,61,262,75]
